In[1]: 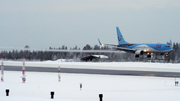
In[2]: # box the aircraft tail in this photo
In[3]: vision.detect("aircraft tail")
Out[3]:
[116,27,129,45]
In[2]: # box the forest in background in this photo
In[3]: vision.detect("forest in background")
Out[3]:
[1,42,180,63]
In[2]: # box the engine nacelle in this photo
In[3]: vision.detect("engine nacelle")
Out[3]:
[135,50,143,55]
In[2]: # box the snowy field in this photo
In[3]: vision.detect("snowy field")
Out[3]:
[1,71,180,101]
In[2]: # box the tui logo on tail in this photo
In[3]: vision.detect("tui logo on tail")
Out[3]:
[118,37,121,41]
[118,35,122,41]
[116,27,129,45]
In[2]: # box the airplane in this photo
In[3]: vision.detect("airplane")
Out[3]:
[98,27,173,58]
[0,27,173,59]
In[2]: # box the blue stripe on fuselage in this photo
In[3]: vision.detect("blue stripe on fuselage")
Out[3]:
[118,43,172,51]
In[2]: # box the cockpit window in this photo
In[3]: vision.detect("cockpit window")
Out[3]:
[165,46,170,48]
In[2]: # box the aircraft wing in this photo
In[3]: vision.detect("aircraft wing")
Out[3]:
[98,39,118,47]
[98,39,135,53]
[113,47,136,53]
[101,43,118,47]
[100,42,135,53]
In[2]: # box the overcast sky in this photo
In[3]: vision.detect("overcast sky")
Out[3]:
[0,0,180,49]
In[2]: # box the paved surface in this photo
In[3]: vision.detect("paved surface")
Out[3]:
[3,66,180,78]
[4,66,180,78]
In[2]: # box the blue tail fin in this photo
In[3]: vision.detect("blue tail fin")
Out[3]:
[116,27,129,45]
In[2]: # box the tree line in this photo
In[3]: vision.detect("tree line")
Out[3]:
[1,43,180,63]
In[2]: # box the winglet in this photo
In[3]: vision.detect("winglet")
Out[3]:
[98,38,102,46]
[170,40,172,47]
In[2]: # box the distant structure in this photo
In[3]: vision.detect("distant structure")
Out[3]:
[81,55,108,62]
[24,45,30,48]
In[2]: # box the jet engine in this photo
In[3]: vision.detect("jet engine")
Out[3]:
[135,50,143,58]
[135,50,143,55]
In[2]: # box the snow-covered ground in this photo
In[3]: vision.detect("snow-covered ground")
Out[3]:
[1,71,180,101]
[3,60,180,72]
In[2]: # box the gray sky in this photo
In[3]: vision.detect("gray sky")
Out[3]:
[0,0,180,49]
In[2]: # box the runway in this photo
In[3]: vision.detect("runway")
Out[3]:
[4,66,180,78]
